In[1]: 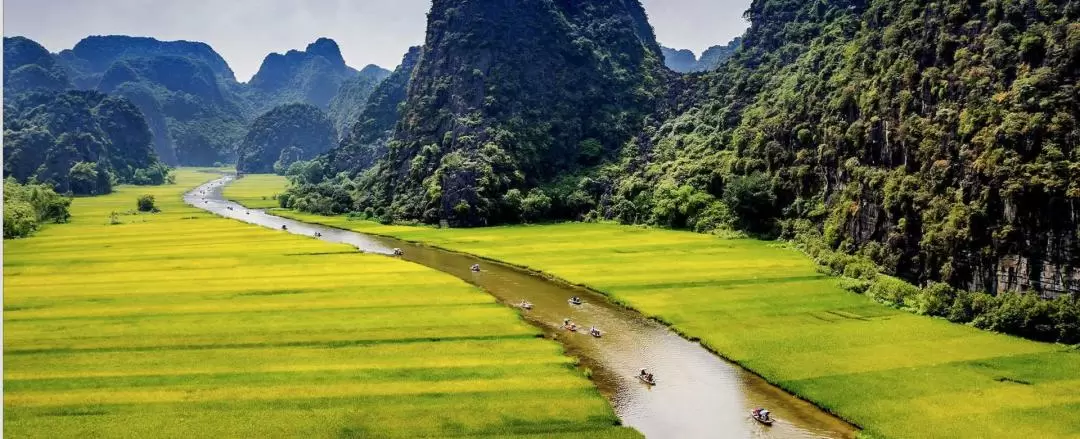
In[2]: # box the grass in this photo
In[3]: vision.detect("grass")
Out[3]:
[228,174,1080,439]
[3,170,638,438]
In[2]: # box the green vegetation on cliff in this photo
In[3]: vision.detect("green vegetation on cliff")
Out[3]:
[3,90,169,195]
[54,35,251,166]
[352,0,667,226]
[615,0,1080,298]
[236,104,337,174]
[3,37,71,96]
[327,64,392,137]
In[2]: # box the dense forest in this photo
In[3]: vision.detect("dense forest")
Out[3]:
[236,103,337,174]
[345,0,668,226]
[3,90,169,195]
[620,0,1080,299]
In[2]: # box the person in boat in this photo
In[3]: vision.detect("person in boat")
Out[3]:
[281,225,287,230]
[640,369,648,378]
[564,318,572,326]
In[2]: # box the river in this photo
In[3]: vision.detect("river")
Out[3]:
[186,176,858,439]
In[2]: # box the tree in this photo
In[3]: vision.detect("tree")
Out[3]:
[137,194,157,212]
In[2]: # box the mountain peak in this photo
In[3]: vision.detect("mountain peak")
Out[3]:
[304,37,345,67]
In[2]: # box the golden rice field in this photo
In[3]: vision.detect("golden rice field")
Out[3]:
[3,170,637,438]
[230,174,1080,439]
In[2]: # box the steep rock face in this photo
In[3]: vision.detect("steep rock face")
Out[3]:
[248,38,361,110]
[618,0,1080,296]
[236,103,337,174]
[365,0,665,226]
[327,64,392,137]
[3,37,71,97]
[327,47,422,175]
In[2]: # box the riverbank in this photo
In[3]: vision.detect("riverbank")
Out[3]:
[227,174,1080,438]
[3,170,637,438]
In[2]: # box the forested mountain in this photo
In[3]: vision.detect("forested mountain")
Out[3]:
[616,0,1080,297]
[325,46,422,175]
[57,35,236,88]
[3,37,71,96]
[236,103,337,174]
[661,38,742,73]
[247,38,371,112]
[348,0,667,226]
[54,35,250,166]
[327,64,392,137]
[3,90,167,195]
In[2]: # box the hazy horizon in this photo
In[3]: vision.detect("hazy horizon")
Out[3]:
[3,0,750,82]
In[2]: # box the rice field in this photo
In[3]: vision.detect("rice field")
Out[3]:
[3,170,637,438]
[223,174,285,208]
[228,174,1080,438]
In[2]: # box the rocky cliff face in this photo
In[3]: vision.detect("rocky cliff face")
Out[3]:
[327,47,422,175]
[619,0,1080,297]
[360,0,666,226]
[327,64,392,137]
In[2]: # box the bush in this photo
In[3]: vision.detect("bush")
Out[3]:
[137,194,157,212]
[3,178,71,239]
[866,275,921,308]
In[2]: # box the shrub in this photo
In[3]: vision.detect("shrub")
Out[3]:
[3,178,71,238]
[865,275,921,308]
[137,194,157,212]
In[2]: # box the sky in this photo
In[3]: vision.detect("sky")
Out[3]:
[3,0,750,82]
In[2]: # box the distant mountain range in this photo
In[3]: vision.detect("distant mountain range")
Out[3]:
[660,37,742,73]
[3,35,392,167]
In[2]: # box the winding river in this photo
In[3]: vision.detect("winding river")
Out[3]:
[186,176,858,439]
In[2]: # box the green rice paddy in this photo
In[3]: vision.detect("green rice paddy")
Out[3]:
[229,174,1080,438]
[3,170,637,438]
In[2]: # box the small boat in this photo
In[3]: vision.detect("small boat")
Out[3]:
[564,324,578,332]
[751,409,773,426]
[589,327,602,338]
[281,225,288,231]
[519,301,533,310]
[392,248,404,256]
[568,296,583,305]
[470,264,481,272]
[636,374,656,385]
